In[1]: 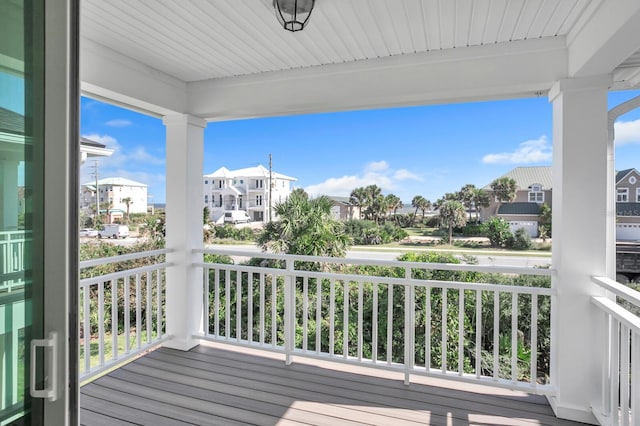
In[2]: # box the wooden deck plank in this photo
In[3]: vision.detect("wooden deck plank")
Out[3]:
[80,344,586,426]
[145,348,568,425]
[192,344,550,406]
[81,393,196,426]
[109,365,436,426]
[80,408,137,426]
[83,381,254,426]
[98,373,364,426]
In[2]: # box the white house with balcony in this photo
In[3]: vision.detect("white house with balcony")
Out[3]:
[204,165,296,223]
[80,177,148,222]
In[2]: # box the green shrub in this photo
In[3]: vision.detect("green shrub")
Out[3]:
[344,219,406,245]
[485,217,512,247]
[461,223,486,236]
[510,228,532,250]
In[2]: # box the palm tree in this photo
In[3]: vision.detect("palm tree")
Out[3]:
[122,197,133,223]
[257,189,351,257]
[349,187,368,219]
[385,194,402,223]
[439,200,467,244]
[411,195,426,225]
[363,184,382,221]
[419,198,432,219]
[471,188,490,221]
[490,177,517,203]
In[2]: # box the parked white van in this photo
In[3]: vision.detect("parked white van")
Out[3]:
[223,210,251,224]
[98,224,130,239]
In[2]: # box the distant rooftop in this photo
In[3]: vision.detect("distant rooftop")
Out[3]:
[0,107,23,134]
[484,166,552,191]
[205,165,296,181]
[82,177,147,187]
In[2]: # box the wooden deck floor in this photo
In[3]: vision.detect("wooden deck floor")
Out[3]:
[80,342,586,426]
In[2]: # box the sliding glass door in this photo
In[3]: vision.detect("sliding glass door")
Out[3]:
[1,0,76,424]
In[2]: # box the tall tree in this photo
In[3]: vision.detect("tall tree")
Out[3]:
[122,197,133,223]
[439,200,467,244]
[363,185,383,221]
[490,177,518,204]
[385,194,402,223]
[257,189,351,257]
[471,187,490,221]
[459,184,476,213]
[349,187,368,219]
[411,195,426,225]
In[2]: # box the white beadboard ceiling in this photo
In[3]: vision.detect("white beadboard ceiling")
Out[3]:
[81,0,609,84]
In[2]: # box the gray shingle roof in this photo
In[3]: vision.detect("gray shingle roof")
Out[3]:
[497,202,542,215]
[0,107,24,135]
[616,169,636,184]
[483,166,552,191]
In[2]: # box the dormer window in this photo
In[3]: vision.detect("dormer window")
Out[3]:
[528,184,544,203]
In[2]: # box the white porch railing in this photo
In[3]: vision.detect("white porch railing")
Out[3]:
[196,249,555,393]
[592,276,640,426]
[79,249,171,381]
[0,230,30,418]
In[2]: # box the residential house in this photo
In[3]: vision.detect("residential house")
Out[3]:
[326,196,360,221]
[481,166,552,237]
[81,177,148,222]
[204,165,296,223]
[616,168,640,241]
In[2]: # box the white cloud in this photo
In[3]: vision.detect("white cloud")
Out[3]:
[482,136,551,164]
[394,169,422,181]
[614,119,640,145]
[365,160,389,172]
[105,119,133,127]
[304,162,421,198]
[129,147,165,166]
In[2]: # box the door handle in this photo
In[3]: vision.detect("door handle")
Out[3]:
[30,331,58,401]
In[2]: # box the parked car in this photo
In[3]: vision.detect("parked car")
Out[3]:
[79,228,98,237]
[98,224,130,239]
[223,210,251,224]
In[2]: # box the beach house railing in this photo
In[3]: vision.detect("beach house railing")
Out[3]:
[196,249,555,393]
[79,249,171,381]
[592,276,640,426]
[0,230,31,417]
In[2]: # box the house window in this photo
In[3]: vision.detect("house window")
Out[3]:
[256,195,262,206]
[618,188,629,202]
[239,179,244,184]
[204,180,208,185]
[636,188,640,202]
[204,195,208,203]
[528,184,544,203]
[218,180,222,189]
[257,179,263,188]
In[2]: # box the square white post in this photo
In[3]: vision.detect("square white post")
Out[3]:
[163,114,206,351]
[548,75,612,424]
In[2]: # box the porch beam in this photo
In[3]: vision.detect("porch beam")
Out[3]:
[548,74,612,424]
[188,37,567,121]
[567,0,640,78]
[80,38,187,117]
[163,114,206,351]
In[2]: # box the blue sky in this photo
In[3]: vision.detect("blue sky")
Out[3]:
[80,90,640,204]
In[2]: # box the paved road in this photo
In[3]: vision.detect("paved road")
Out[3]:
[205,244,551,268]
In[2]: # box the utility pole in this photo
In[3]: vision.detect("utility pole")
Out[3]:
[269,153,273,222]
[91,161,100,225]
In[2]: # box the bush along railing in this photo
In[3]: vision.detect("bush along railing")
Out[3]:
[197,249,555,392]
[592,276,640,426]
[79,249,171,381]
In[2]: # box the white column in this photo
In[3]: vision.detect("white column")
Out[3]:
[163,114,206,351]
[548,75,612,424]
[0,159,20,230]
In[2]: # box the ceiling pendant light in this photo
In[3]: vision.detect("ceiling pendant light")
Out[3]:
[273,0,315,32]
